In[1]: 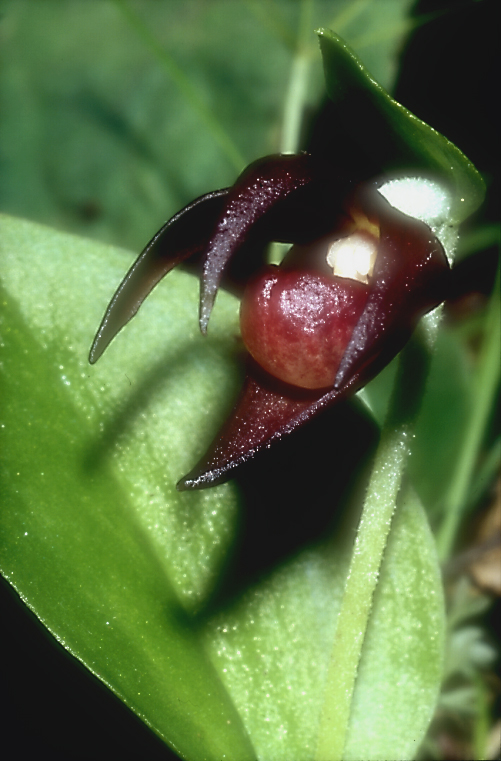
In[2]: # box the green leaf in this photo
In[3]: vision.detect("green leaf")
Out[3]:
[0,214,254,761]
[1,214,445,759]
[363,322,477,517]
[317,28,485,222]
[203,486,444,760]
[410,325,474,514]
[0,0,294,251]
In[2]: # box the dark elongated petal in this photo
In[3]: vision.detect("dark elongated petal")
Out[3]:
[89,189,228,363]
[177,359,363,490]
[199,153,316,333]
[90,154,352,365]
[334,188,449,388]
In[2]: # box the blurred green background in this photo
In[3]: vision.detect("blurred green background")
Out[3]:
[0,0,415,253]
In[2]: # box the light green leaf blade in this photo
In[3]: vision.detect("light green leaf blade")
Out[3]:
[1,213,445,759]
[0,214,254,761]
[317,28,485,222]
[204,489,444,760]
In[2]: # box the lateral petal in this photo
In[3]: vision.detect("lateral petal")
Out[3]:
[334,189,449,388]
[199,154,316,334]
[89,189,228,363]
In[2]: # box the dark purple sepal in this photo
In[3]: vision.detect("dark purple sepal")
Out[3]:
[177,359,363,490]
[89,188,228,364]
[334,189,449,388]
[199,153,316,334]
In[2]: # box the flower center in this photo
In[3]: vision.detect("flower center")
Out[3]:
[326,231,378,284]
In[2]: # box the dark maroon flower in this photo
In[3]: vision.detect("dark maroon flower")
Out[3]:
[89,153,449,489]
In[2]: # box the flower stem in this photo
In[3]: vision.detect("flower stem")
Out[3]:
[279,0,314,154]
[315,324,436,760]
[280,52,311,154]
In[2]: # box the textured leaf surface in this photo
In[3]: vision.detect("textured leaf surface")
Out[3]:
[0,214,253,761]
[1,214,445,759]
[204,486,445,760]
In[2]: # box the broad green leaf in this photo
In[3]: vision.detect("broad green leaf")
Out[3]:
[203,486,445,760]
[0,214,254,761]
[1,214,445,759]
[317,28,485,222]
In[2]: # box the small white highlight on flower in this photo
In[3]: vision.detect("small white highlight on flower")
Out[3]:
[327,232,377,284]
[378,177,451,228]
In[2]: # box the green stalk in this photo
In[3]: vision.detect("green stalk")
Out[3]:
[315,325,436,760]
[279,0,314,154]
[112,0,245,172]
[280,52,311,154]
[437,263,500,561]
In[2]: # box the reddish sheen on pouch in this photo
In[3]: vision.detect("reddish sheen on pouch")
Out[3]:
[89,153,449,489]
[240,267,369,390]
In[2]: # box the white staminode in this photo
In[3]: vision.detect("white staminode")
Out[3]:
[378,177,455,261]
[327,232,378,284]
[378,177,451,224]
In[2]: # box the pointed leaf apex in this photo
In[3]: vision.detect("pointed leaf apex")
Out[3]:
[317,28,485,223]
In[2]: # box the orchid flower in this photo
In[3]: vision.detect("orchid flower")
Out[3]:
[89,29,484,493]
[89,153,449,488]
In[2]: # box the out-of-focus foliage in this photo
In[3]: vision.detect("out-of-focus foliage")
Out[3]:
[0,0,414,251]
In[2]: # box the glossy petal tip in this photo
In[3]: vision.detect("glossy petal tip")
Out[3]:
[89,189,228,363]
